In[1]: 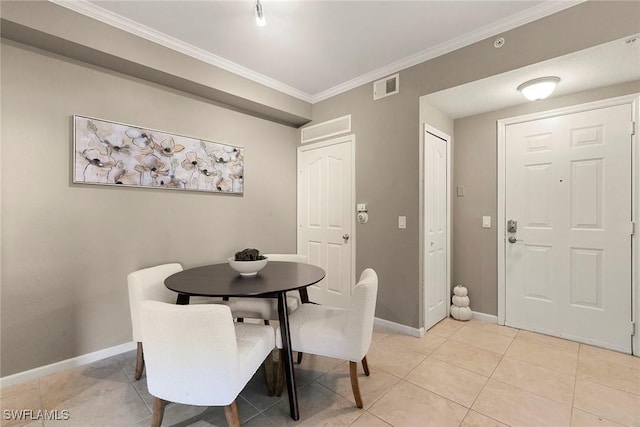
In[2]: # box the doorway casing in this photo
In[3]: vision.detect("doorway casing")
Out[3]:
[421,123,452,332]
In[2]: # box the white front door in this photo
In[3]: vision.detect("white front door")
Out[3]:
[424,127,449,330]
[505,103,633,352]
[298,136,354,308]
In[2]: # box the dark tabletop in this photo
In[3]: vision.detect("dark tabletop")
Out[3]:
[164,261,325,297]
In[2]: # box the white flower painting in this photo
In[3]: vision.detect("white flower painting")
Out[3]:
[73,115,244,193]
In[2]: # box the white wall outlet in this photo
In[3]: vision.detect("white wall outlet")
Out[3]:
[398,216,406,229]
[482,216,491,228]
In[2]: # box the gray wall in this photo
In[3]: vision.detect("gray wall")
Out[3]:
[419,100,454,137]
[309,1,640,328]
[1,41,298,376]
[312,83,423,327]
[453,80,640,316]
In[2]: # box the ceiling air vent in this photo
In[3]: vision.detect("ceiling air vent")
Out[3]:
[373,74,399,100]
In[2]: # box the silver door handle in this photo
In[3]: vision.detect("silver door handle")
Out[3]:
[343,234,350,242]
[508,236,524,244]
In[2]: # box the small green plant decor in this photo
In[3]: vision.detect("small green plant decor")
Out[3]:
[234,248,266,261]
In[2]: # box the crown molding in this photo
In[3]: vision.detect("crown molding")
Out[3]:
[311,0,586,103]
[49,0,584,105]
[48,0,314,103]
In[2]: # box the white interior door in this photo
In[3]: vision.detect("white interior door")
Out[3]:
[298,137,354,308]
[424,128,448,330]
[505,104,633,352]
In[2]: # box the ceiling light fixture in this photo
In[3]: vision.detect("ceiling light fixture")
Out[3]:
[255,0,266,27]
[517,76,560,101]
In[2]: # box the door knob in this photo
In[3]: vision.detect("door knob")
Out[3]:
[508,236,523,244]
[343,234,350,242]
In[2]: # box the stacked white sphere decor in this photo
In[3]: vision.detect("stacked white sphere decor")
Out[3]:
[450,285,472,321]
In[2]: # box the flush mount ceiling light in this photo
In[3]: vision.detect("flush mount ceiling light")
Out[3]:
[255,0,266,27]
[517,76,560,101]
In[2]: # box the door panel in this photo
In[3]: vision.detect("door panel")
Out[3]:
[424,129,448,330]
[505,104,632,352]
[298,139,353,308]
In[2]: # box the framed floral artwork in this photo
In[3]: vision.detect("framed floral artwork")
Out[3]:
[73,115,244,193]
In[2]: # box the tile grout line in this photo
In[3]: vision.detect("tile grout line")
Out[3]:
[312,357,401,411]
[462,326,518,425]
[569,343,585,426]
[429,349,502,379]
[125,368,153,417]
[575,349,640,396]
[237,394,264,424]
[366,328,435,424]
[572,377,639,425]
[396,331,493,424]
[484,330,583,409]
[360,365,403,411]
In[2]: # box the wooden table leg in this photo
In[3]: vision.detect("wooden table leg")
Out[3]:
[277,292,299,421]
[176,294,190,305]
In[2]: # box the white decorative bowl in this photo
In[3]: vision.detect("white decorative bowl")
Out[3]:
[227,257,268,276]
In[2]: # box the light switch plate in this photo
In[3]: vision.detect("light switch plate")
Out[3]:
[457,185,465,196]
[482,216,491,228]
[398,216,406,229]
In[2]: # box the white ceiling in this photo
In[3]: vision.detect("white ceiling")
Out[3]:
[425,35,640,119]
[59,0,585,103]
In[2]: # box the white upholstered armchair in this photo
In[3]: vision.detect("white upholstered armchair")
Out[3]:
[127,263,184,380]
[140,301,275,427]
[127,263,229,380]
[276,268,378,408]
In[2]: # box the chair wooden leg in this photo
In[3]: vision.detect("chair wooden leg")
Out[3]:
[275,349,285,397]
[264,350,276,396]
[362,356,370,376]
[151,397,167,427]
[134,342,145,380]
[297,352,303,364]
[224,401,241,427]
[349,361,364,408]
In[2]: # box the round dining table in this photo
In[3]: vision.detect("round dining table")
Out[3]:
[164,261,325,421]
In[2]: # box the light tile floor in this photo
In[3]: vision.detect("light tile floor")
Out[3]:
[2,318,639,427]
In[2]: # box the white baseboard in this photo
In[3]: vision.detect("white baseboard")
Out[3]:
[0,341,136,388]
[374,317,424,338]
[472,311,498,323]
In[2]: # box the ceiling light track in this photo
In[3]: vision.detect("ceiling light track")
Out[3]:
[255,0,266,27]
